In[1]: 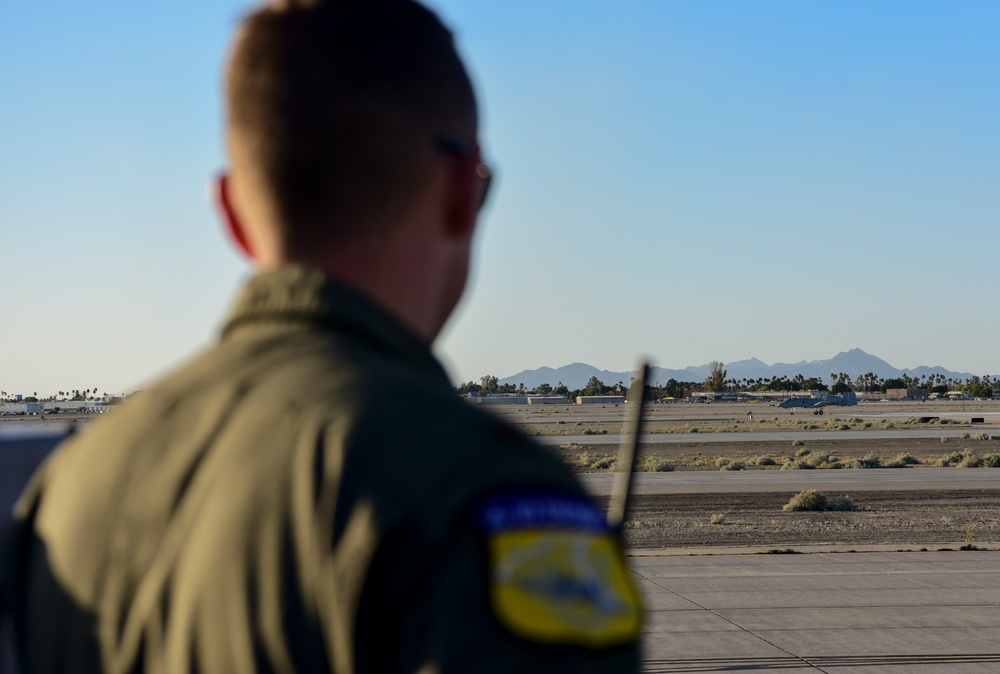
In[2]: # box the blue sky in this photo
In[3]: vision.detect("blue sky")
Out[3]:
[2,1,998,396]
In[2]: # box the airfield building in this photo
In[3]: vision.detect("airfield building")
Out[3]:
[526,396,568,405]
[0,401,111,416]
[473,395,529,406]
[1,403,43,415]
[575,396,626,405]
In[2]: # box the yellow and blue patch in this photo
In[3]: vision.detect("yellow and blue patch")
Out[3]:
[476,491,642,647]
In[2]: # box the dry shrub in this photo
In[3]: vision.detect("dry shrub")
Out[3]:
[846,454,882,469]
[566,451,619,471]
[781,458,813,470]
[639,456,674,472]
[805,452,841,468]
[883,453,920,468]
[783,490,857,512]
[937,449,981,467]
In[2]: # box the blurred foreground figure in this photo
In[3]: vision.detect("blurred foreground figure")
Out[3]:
[1,1,640,671]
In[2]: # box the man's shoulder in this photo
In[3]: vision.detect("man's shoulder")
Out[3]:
[349,376,542,459]
[336,382,584,524]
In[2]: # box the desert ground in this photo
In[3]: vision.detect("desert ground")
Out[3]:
[5,399,1000,550]
[485,398,1000,550]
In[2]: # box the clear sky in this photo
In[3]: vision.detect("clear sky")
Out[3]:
[2,1,998,397]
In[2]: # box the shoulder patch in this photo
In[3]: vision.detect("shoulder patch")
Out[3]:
[475,491,642,648]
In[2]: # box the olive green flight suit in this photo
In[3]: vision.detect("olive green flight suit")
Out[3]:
[3,266,640,673]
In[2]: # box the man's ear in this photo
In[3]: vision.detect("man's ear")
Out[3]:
[214,173,255,259]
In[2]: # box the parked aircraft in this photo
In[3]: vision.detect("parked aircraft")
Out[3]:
[779,391,857,411]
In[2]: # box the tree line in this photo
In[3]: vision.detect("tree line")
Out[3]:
[456,362,998,400]
[0,388,128,404]
[456,375,623,403]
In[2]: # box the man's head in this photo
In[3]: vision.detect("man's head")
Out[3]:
[222,0,480,259]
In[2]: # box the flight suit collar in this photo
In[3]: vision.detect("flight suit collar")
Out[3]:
[221,266,451,385]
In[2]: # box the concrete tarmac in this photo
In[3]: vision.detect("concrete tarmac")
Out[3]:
[632,549,1000,673]
[539,428,998,446]
[581,468,1000,495]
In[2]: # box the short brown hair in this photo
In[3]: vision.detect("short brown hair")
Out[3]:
[226,0,477,248]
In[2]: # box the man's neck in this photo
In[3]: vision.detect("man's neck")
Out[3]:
[264,225,453,345]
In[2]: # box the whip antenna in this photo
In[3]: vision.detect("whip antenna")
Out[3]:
[607,361,650,531]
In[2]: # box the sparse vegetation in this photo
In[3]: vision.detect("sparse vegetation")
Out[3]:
[710,513,726,525]
[511,398,1000,478]
[961,524,981,551]
[804,452,841,469]
[883,453,920,468]
[564,451,619,471]
[937,448,984,467]
[783,490,857,512]
[638,456,674,472]
[781,458,814,470]
[590,455,618,470]
[981,454,1000,468]
[845,454,882,469]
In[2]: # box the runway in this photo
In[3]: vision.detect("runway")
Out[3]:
[633,550,1000,673]
[580,467,1000,495]
[538,427,997,446]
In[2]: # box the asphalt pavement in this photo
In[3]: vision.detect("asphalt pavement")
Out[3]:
[633,549,1000,673]
[581,468,1000,495]
[539,428,998,446]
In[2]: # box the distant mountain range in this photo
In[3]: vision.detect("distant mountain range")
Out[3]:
[498,349,976,390]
